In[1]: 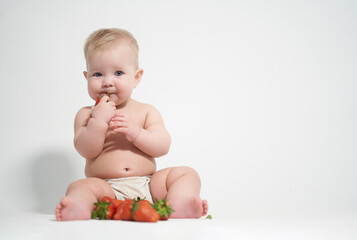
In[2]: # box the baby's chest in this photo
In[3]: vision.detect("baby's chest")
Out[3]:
[115,109,147,127]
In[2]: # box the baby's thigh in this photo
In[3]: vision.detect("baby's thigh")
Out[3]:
[150,167,174,200]
[150,166,197,200]
[68,177,115,199]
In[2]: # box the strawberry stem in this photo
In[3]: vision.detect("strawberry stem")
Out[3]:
[152,199,174,218]
[91,199,110,220]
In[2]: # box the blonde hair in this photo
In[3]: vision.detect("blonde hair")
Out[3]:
[84,28,139,68]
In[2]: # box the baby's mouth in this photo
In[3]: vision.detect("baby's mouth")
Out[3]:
[99,92,111,97]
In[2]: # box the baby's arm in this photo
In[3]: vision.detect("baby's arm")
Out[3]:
[74,96,116,158]
[110,105,171,158]
[134,106,171,157]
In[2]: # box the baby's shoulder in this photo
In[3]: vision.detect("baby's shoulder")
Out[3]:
[74,106,92,120]
[130,99,158,113]
[76,106,92,115]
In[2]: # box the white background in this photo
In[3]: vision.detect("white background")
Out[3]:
[0,0,356,220]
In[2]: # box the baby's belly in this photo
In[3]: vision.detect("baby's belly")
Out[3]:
[85,149,156,179]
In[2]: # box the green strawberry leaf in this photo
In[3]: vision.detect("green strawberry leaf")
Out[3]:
[152,198,175,218]
[91,199,110,220]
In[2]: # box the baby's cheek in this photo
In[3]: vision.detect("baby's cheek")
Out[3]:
[88,79,102,93]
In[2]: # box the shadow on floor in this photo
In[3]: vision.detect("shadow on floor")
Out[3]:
[30,150,80,214]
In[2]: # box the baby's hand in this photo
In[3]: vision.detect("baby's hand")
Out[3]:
[91,95,116,123]
[110,114,141,142]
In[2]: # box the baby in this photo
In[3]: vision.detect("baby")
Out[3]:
[55,28,208,221]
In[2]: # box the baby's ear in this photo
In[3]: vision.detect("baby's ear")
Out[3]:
[83,71,88,79]
[134,69,143,88]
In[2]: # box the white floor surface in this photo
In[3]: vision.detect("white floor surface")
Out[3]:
[1,213,356,240]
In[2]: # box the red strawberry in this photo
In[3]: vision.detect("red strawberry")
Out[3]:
[100,196,112,203]
[120,201,133,221]
[94,93,110,106]
[134,197,151,205]
[95,97,101,106]
[91,196,119,220]
[111,198,124,208]
[106,203,116,220]
[113,199,133,221]
[101,196,117,220]
[132,199,160,222]
[113,206,122,220]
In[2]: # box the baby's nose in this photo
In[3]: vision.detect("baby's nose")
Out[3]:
[103,77,114,87]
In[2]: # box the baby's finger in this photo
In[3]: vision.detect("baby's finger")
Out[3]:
[103,95,114,102]
[112,115,127,121]
[113,127,127,133]
[113,113,127,118]
[96,95,109,105]
[111,116,126,122]
[110,120,127,127]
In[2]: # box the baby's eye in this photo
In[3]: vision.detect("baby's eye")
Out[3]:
[115,71,123,76]
[93,72,102,77]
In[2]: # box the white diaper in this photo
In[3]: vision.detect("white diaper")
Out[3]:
[104,176,153,203]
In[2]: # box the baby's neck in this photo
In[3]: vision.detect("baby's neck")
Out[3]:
[116,98,132,109]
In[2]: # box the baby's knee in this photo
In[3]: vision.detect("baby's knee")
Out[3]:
[176,166,200,178]
[67,178,87,191]
[66,177,100,191]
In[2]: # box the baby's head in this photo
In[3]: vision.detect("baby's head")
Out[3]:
[83,28,143,106]
[84,28,139,69]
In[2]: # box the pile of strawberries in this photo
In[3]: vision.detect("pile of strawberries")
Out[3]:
[91,196,174,222]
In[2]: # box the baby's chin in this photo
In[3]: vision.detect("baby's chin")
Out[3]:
[115,98,133,108]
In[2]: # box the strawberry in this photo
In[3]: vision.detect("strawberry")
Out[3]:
[134,197,151,205]
[101,196,112,203]
[152,199,175,220]
[94,93,110,106]
[120,201,133,220]
[132,199,160,222]
[111,198,124,208]
[91,196,118,220]
[95,97,101,106]
[113,199,133,221]
[93,197,172,222]
[101,196,117,220]
[112,206,122,220]
[106,203,116,219]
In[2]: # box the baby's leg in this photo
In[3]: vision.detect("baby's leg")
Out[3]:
[150,166,208,218]
[55,177,115,221]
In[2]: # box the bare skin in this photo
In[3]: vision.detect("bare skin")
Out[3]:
[55,37,208,221]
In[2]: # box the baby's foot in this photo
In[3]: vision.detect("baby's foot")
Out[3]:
[55,196,91,221]
[170,197,208,218]
[202,199,208,216]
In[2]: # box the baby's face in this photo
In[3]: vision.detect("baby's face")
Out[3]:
[84,41,141,106]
